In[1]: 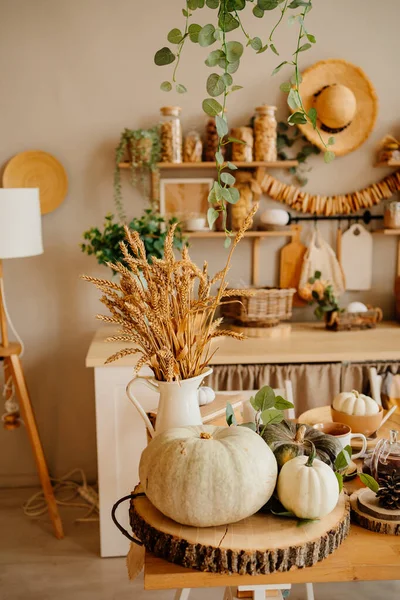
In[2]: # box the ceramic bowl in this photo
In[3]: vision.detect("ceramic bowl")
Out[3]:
[260,209,290,226]
[330,405,383,437]
[185,217,207,231]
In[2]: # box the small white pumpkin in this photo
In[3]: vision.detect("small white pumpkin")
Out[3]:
[198,386,215,406]
[139,425,277,527]
[347,301,368,313]
[277,451,339,519]
[332,390,379,416]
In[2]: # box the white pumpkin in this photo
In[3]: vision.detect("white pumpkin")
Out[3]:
[198,386,215,406]
[277,453,339,519]
[347,301,368,313]
[332,390,379,416]
[139,425,277,527]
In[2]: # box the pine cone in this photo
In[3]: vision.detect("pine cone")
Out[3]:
[376,470,400,510]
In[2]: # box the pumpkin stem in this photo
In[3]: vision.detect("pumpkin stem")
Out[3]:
[305,440,317,467]
[351,390,359,398]
[200,432,212,440]
[295,424,307,443]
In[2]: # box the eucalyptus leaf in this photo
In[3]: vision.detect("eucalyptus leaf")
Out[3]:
[225,401,237,426]
[271,509,296,517]
[207,73,225,97]
[258,0,280,9]
[219,12,239,32]
[208,186,217,204]
[221,172,236,185]
[324,150,335,164]
[182,8,189,17]
[205,49,225,67]
[270,43,279,55]
[227,60,240,74]
[227,161,238,170]
[227,0,246,9]
[167,28,183,44]
[288,15,296,25]
[216,114,229,137]
[315,270,322,279]
[176,83,187,94]
[328,136,335,146]
[226,41,244,63]
[199,24,216,47]
[253,5,264,17]
[189,23,202,43]
[272,61,288,75]
[206,0,219,7]
[215,151,224,165]
[224,236,232,248]
[280,82,291,93]
[213,180,223,201]
[257,44,269,54]
[154,47,176,66]
[307,33,316,43]
[288,111,307,125]
[202,97,223,116]
[308,107,317,129]
[160,81,172,92]
[188,0,198,9]
[228,136,246,144]
[287,88,301,110]
[207,207,219,228]
[250,37,262,51]
[222,73,233,87]
[226,187,240,204]
[295,43,312,54]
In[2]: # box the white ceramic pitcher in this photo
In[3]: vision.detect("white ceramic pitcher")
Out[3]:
[126,368,212,438]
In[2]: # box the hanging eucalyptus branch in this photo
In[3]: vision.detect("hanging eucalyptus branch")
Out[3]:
[154,0,333,238]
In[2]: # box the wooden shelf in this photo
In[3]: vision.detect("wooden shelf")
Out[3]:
[118,160,298,170]
[185,229,295,239]
[375,161,400,168]
[374,229,400,235]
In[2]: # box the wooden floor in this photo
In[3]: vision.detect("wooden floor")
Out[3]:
[0,487,399,600]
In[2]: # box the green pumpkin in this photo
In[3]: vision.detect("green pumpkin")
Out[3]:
[262,420,342,470]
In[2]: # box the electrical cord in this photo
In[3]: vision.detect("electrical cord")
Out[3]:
[23,468,99,523]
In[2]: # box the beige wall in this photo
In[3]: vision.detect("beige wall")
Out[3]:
[0,0,399,486]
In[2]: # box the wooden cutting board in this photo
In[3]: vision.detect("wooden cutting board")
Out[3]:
[280,226,307,306]
[341,224,373,290]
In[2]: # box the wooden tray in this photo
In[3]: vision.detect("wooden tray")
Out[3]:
[130,485,350,575]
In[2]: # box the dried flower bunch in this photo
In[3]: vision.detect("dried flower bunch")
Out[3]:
[83,204,258,382]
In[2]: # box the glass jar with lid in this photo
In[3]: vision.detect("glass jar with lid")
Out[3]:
[384,199,400,229]
[160,106,182,163]
[254,105,277,162]
[371,429,400,482]
[183,130,203,163]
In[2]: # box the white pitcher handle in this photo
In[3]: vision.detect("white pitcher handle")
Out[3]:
[126,376,159,439]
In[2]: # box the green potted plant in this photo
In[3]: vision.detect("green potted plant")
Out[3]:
[81,209,187,273]
[114,127,161,221]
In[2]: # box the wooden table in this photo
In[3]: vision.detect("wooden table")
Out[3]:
[139,409,400,590]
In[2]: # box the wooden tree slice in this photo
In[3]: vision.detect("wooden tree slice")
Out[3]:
[130,485,350,575]
[350,489,400,534]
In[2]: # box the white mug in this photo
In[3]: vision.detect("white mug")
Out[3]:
[313,422,367,460]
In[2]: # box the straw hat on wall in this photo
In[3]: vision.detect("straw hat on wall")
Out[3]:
[297,59,378,156]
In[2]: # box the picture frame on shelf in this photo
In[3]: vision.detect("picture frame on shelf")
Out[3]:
[159,178,214,222]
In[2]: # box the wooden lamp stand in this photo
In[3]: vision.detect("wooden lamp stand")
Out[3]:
[0,259,64,539]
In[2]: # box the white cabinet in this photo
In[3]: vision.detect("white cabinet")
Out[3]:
[94,365,155,557]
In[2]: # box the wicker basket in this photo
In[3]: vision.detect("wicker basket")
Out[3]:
[325,307,383,331]
[221,287,296,327]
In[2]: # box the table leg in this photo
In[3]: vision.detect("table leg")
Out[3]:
[305,583,315,600]
[174,589,191,600]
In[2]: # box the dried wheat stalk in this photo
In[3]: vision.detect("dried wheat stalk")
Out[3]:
[82,204,258,382]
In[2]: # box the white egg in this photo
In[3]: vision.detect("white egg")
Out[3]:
[347,302,368,313]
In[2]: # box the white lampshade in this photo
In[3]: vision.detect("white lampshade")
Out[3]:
[0,188,43,259]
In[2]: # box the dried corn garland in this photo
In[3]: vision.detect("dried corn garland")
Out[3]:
[260,170,400,215]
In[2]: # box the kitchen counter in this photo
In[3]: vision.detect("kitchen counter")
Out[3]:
[86,321,400,367]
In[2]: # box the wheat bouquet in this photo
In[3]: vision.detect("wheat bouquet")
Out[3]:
[83,205,257,382]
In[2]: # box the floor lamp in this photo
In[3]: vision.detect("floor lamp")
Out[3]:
[0,188,63,539]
